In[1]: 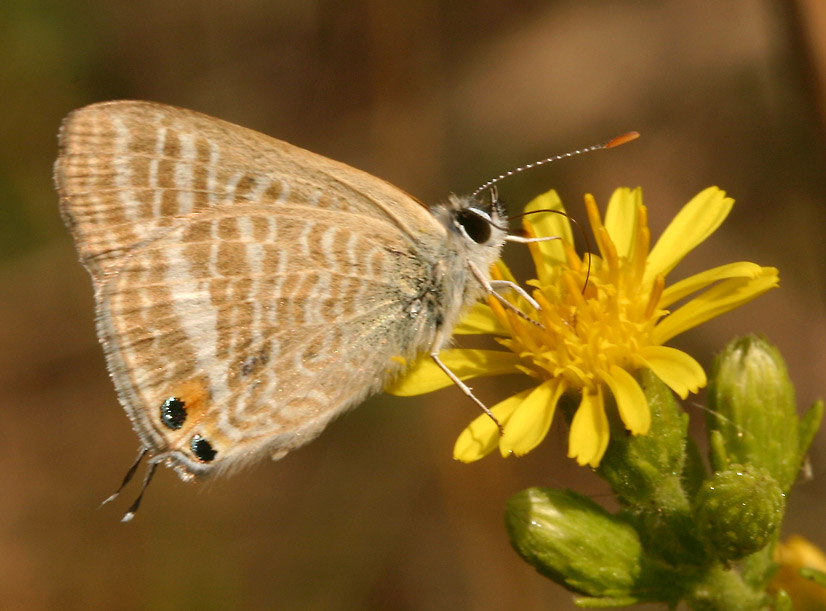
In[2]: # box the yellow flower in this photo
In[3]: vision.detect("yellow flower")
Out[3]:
[388,187,779,467]
[771,535,826,610]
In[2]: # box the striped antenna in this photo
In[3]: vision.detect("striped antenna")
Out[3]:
[471,131,639,198]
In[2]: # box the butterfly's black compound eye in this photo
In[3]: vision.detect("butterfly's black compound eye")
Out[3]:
[190,435,217,462]
[455,207,492,244]
[160,397,187,430]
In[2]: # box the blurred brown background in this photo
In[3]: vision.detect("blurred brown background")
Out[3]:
[2,1,825,609]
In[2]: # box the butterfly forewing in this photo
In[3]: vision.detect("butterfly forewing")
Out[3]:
[56,101,436,285]
[56,101,455,478]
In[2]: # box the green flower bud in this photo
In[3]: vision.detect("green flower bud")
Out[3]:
[707,335,800,491]
[693,467,785,562]
[505,487,672,601]
[772,588,793,611]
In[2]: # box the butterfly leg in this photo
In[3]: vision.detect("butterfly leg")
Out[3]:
[429,351,504,435]
[467,261,542,326]
[489,280,540,311]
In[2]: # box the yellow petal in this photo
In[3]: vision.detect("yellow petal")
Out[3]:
[453,302,510,335]
[637,346,707,399]
[568,388,610,467]
[523,190,572,282]
[659,261,767,308]
[499,379,565,457]
[653,267,779,344]
[600,366,650,435]
[603,187,641,259]
[385,349,521,396]
[453,388,532,462]
[644,187,734,285]
[772,535,826,609]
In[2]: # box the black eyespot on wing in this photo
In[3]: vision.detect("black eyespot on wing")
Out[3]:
[456,208,492,244]
[190,435,217,462]
[160,397,187,430]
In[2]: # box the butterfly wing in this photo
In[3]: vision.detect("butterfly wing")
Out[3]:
[56,101,451,478]
[56,101,437,285]
[98,204,438,478]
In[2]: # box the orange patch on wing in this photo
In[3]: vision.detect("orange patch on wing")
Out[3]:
[158,378,212,444]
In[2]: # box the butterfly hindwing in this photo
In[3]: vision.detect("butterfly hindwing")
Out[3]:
[97,202,443,477]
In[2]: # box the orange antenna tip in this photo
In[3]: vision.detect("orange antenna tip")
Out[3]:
[604,131,640,149]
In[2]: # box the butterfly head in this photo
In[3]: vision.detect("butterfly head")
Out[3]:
[432,190,508,270]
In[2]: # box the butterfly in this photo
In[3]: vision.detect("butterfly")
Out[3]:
[55,100,535,516]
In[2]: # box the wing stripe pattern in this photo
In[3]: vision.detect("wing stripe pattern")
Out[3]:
[97,205,432,467]
[57,102,437,287]
[55,101,464,479]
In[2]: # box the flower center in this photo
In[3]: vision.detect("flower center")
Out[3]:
[494,200,665,393]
